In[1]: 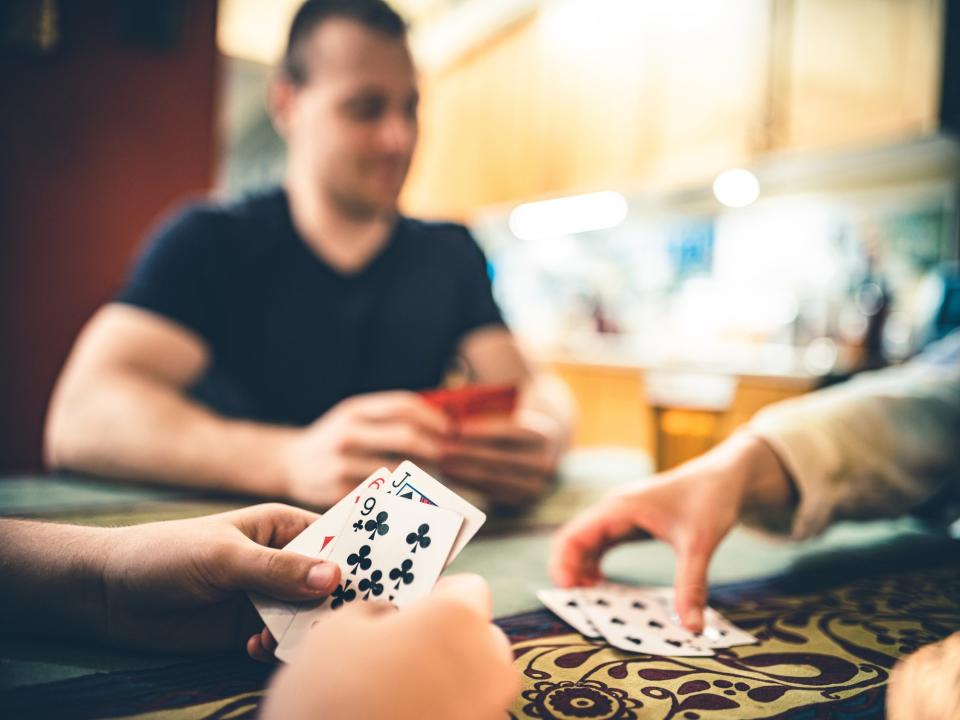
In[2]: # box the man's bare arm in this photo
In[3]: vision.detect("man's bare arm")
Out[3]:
[45,304,295,496]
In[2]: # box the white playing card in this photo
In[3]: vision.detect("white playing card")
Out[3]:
[249,468,392,642]
[643,587,757,649]
[578,584,714,657]
[275,490,464,663]
[385,460,486,567]
[537,588,602,639]
[701,607,758,648]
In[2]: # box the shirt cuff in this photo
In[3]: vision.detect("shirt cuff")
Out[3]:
[746,400,845,540]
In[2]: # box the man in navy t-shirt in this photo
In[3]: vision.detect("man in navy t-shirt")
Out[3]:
[45,0,572,508]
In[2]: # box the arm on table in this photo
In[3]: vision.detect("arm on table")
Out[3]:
[45,304,296,497]
[44,304,452,506]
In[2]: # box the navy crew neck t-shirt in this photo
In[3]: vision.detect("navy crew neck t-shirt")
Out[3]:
[116,187,505,426]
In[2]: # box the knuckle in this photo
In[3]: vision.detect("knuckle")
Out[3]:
[328,457,348,482]
[205,538,240,585]
[257,501,288,516]
[332,433,352,455]
[406,425,429,451]
[262,548,288,578]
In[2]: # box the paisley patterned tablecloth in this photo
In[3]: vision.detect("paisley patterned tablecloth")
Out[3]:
[504,564,960,720]
[2,473,957,719]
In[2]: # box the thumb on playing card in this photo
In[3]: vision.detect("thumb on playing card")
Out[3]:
[229,543,341,601]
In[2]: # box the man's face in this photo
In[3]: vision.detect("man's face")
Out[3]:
[282,19,419,218]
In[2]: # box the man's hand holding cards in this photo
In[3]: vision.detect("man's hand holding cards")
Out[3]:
[250,460,486,662]
[422,383,564,508]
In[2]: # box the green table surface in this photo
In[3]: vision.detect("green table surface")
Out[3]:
[1,449,955,698]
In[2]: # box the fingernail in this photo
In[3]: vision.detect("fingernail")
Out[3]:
[683,607,702,630]
[306,563,337,590]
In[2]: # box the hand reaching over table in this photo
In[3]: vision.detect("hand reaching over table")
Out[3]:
[549,432,794,632]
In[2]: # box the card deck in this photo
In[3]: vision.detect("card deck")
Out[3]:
[385,460,486,566]
[537,588,602,639]
[250,462,485,656]
[642,588,758,649]
[249,468,391,641]
[275,490,464,662]
[577,584,714,656]
[420,384,517,422]
[538,583,758,657]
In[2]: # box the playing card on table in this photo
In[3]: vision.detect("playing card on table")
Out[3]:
[275,490,464,663]
[249,468,391,641]
[643,587,758,649]
[537,588,602,639]
[577,584,714,657]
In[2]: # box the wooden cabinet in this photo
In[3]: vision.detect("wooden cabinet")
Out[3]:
[767,0,943,153]
[403,1,774,218]
[402,0,947,220]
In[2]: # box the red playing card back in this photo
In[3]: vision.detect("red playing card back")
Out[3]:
[419,384,518,421]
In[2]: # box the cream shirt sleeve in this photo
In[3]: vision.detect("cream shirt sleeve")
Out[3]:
[746,330,960,539]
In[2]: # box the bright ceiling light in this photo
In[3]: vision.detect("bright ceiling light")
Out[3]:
[713,168,760,208]
[508,191,628,240]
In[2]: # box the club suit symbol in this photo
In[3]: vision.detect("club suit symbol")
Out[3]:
[389,558,415,590]
[364,511,390,541]
[359,570,384,600]
[347,545,373,575]
[330,579,357,609]
[405,523,432,553]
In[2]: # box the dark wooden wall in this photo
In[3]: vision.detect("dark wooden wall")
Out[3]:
[0,0,219,471]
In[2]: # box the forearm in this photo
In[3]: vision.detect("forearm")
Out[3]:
[689,431,797,511]
[0,520,111,641]
[46,372,296,497]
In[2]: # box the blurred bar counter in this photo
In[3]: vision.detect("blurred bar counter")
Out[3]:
[536,336,857,472]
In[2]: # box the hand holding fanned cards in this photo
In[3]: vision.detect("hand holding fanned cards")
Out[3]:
[249,466,394,642]
[539,583,757,657]
[249,461,486,663]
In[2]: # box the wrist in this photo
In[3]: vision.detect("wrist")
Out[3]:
[89,526,123,644]
[720,431,796,514]
[222,419,300,498]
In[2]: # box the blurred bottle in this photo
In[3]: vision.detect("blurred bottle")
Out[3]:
[854,258,891,371]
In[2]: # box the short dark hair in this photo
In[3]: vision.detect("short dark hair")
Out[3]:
[282,0,408,86]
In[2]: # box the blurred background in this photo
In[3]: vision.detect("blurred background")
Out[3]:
[2,0,958,474]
